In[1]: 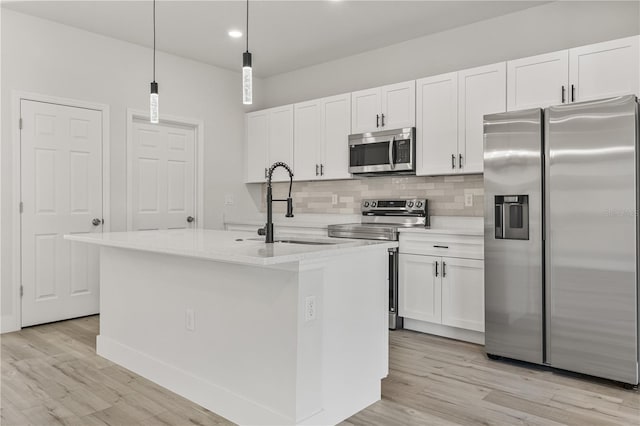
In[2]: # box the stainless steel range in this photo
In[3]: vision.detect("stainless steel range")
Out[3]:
[328,199,429,330]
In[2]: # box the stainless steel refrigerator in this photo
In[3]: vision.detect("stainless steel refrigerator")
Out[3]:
[484,95,639,386]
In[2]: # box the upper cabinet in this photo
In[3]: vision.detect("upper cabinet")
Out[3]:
[569,36,639,102]
[294,93,351,182]
[507,50,569,111]
[351,81,415,134]
[507,36,640,111]
[458,63,507,174]
[245,105,294,183]
[417,63,506,176]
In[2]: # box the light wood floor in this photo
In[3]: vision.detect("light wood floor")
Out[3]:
[1,316,639,425]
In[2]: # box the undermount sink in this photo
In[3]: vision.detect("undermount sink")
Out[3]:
[246,237,339,246]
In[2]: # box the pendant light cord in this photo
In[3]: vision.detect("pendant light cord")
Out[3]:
[245,0,249,53]
[153,0,156,81]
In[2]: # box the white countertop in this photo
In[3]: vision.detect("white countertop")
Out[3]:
[64,229,398,266]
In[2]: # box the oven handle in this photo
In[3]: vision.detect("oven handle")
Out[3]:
[388,136,395,169]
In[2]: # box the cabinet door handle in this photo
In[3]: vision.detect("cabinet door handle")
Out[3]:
[442,261,447,278]
[433,245,449,249]
[320,164,324,176]
[451,154,456,169]
[376,114,380,128]
[561,85,566,103]
[264,168,268,179]
[435,261,439,277]
[315,164,319,176]
[381,113,385,127]
[459,154,463,169]
[571,84,575,102]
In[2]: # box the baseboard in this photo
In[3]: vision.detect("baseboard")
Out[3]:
[97,335,295,425]
[1,314,20,334]
[403,319,485,345]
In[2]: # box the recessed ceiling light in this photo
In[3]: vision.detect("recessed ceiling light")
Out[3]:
[228,30,243,38]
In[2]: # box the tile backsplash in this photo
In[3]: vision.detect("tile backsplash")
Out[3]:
[262,174,484,217]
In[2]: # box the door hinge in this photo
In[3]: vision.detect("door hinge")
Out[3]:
[19,202,23,214]
[20,285,23,298]
[19,118,23,130]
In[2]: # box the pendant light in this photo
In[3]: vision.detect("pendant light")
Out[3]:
[150,0,159,123]
[242,0,253,105]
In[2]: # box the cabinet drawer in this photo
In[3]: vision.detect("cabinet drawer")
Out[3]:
[399,233,483,260]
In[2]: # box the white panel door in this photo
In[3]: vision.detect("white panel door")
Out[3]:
[570,36,640,102]
[294,100,322,181]
[416,72,459,176]
[246,111,269,183]
[507,50,569,111]
[351,87,381,134]
[458,62,507,174]
[131,120,196,231]
[321,93,351,180]
[381,80,416,130]
[441,257,484,332]
[268,106,294,182]
[21,100,102,327]
[398,254,442,324]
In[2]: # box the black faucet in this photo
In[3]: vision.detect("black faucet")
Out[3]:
[258,162,294,243]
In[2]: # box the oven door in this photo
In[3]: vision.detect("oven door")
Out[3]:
[349,127,415,174]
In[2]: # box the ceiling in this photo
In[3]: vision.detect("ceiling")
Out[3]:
[2,1,548,77]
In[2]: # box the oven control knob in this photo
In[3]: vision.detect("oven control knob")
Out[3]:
[371,202,377,208]
[364,201,370,207]
[416,201,423,208]
[408,201,414,208]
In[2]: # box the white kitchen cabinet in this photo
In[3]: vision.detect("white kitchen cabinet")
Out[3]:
[458,62,506,174]
[569,36,639,102]
[351,81,415,134]
[440,257,484,332]
[399,254,442,324]
[507,50,570,111]
[245,105,294,183]
[416,72,458,176]
[294,93,351,181]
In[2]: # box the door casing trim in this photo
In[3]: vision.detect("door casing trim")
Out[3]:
[7,91,111,333]
[125,109,204,231]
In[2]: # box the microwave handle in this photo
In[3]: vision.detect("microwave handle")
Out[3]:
[388,136,395,169]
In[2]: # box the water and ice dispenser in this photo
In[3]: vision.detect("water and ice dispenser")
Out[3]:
[494,195,529,240]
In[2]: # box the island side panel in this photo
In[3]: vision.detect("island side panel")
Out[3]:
[97,246,301,425]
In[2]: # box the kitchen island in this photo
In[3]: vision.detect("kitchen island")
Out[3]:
[65,229,396,426]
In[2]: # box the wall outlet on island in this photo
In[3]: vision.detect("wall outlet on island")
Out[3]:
[305,296,317,322]
[185,308,195,331]
[224,194,235,206]
[331,194,338,205]
[464,193,473,207]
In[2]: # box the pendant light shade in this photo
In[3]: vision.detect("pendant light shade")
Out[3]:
[242,0,253,105]
[150,0,159,123]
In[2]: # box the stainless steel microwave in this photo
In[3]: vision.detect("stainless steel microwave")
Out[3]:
[348,127,416,175]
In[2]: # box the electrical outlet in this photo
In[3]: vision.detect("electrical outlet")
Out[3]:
[224,194,234,206]
[331,194,338,205]
[185,308,195,331]
[304,296,316,322]
[464,193,473,207]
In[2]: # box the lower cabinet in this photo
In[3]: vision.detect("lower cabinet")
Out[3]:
[399,253,484,335]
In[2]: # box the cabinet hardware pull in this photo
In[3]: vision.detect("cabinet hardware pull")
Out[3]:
[451,154,455,169]
[442,261,447,278]
[316,164,319,176]
[459,154,463,169]
[376,114,380,128]
[571,84,575,102]
[320,164,324,176]
[381,113,385,127]
[264,168,268,179]
[433,245,449,249]
[561,85,566,103]
[435,261,439,277]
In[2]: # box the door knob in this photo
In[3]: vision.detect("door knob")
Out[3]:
[92,218,102,226]
[187,216,195,223]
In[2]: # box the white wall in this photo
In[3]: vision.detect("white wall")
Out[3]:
[262,1,640,107]
[0,9,263,331]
